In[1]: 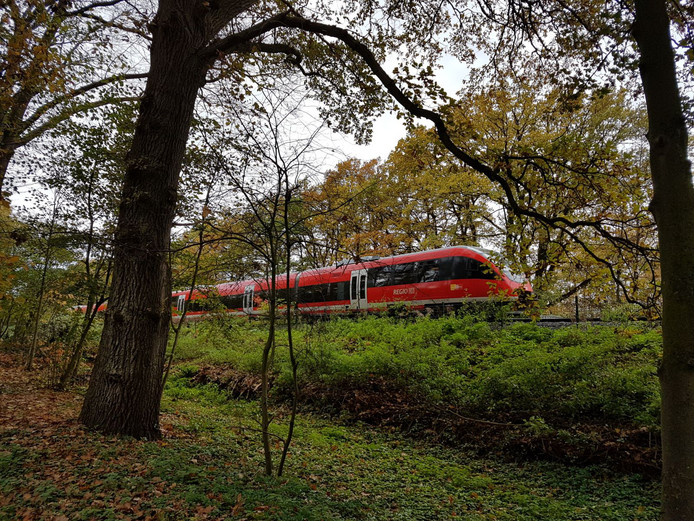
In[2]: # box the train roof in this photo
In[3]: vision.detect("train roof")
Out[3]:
[299,246,501,276]
[349,245,495,267]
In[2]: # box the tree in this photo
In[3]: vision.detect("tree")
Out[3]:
[0,0,146,197]
[303,133,495,262]
[442,78,659,313]
[41,107,133,387]
[303,158,400,263]
[383,126,495,251]
[25,192,61,370]
[632,1,694,517]
[190,86,323,475]
[278,6,692,515]
[79,0,258,439]
[430,1,690,514]
[6,192,84,369]
[0,199,24,334]
[78,0,406,439]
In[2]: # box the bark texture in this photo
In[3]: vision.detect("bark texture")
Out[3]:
[79,3,206,438]
[79,0,258,438]
[0,148,13,196]
[633,1,694,519]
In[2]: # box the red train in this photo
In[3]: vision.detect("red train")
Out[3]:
[172,246,531,319]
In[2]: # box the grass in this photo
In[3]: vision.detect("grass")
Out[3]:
[0,365,660,520]
[160,371,661,520]
[0,314,664,520]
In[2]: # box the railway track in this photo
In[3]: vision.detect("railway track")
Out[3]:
[509,315,659,328]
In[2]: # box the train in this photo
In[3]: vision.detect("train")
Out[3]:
[172,246,532,319]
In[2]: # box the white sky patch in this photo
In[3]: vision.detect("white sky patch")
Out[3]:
[335,53,470,165]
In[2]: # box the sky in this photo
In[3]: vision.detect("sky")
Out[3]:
[334,54,467,165]
[337,111,405,163]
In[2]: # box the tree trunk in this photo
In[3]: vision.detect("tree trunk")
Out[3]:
[0,147,13,198]
[59,297,102,388]
[632,1,694,519]
[79,3,210,439]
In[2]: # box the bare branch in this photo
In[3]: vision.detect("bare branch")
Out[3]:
[16,96,140,147]
[65,0,127,17]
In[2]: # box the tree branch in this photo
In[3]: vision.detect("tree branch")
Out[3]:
[65,0,127,17]
[16,96,141,147]
[200,11,291,60]
[275,14,654,247]
[19,73,148,136]
[77,12,153,41]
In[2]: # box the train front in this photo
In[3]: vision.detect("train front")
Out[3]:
[498,264,533,305]
[466,246,533,303]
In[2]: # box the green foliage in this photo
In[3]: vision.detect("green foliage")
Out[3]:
[170,318,268,372]
[601,303,645,323]
[173,316,662,431]
[159,370,660,520]
[524,416,554,437]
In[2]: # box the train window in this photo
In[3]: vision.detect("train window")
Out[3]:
[437,257,454,280]
[368,263,419,287]
[320,283,334,302]
[391,262,417,285]
[220,294,244,309]
[450,256,465,279]
[336,281,349,301]
[186,295,221,311]
[318,284,329,302]
[298,282,340,303]
[441,256,498,280]
[298,285,311,303]
[367,258,496,286]
[419,260,440,282]
[368,265,392,287]
[368,268,378,286]
[469,258,497,279]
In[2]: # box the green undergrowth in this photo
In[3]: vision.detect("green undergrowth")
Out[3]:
[172,315,662,431]
[1,374,660,520]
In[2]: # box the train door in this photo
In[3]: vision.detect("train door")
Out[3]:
[350,269,368,311]
[176,295,186,313]
[243,285,255,315]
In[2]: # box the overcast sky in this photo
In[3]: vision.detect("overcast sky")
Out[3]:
[336,54,467,164]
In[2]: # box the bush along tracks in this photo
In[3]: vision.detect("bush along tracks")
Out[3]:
[173,315,663,476]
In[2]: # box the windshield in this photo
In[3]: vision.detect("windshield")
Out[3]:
[467,247,525,283]
[502,268,526,284]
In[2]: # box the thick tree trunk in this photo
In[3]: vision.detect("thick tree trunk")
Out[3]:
[79,3,210,439]
[78,0,260,439]
[633,1,694,519]
[0,147,13,197]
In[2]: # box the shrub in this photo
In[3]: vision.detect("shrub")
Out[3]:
[172,316,663,430]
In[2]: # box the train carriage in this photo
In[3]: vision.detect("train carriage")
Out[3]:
[173,246,531,318]
[294,246,529,316]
